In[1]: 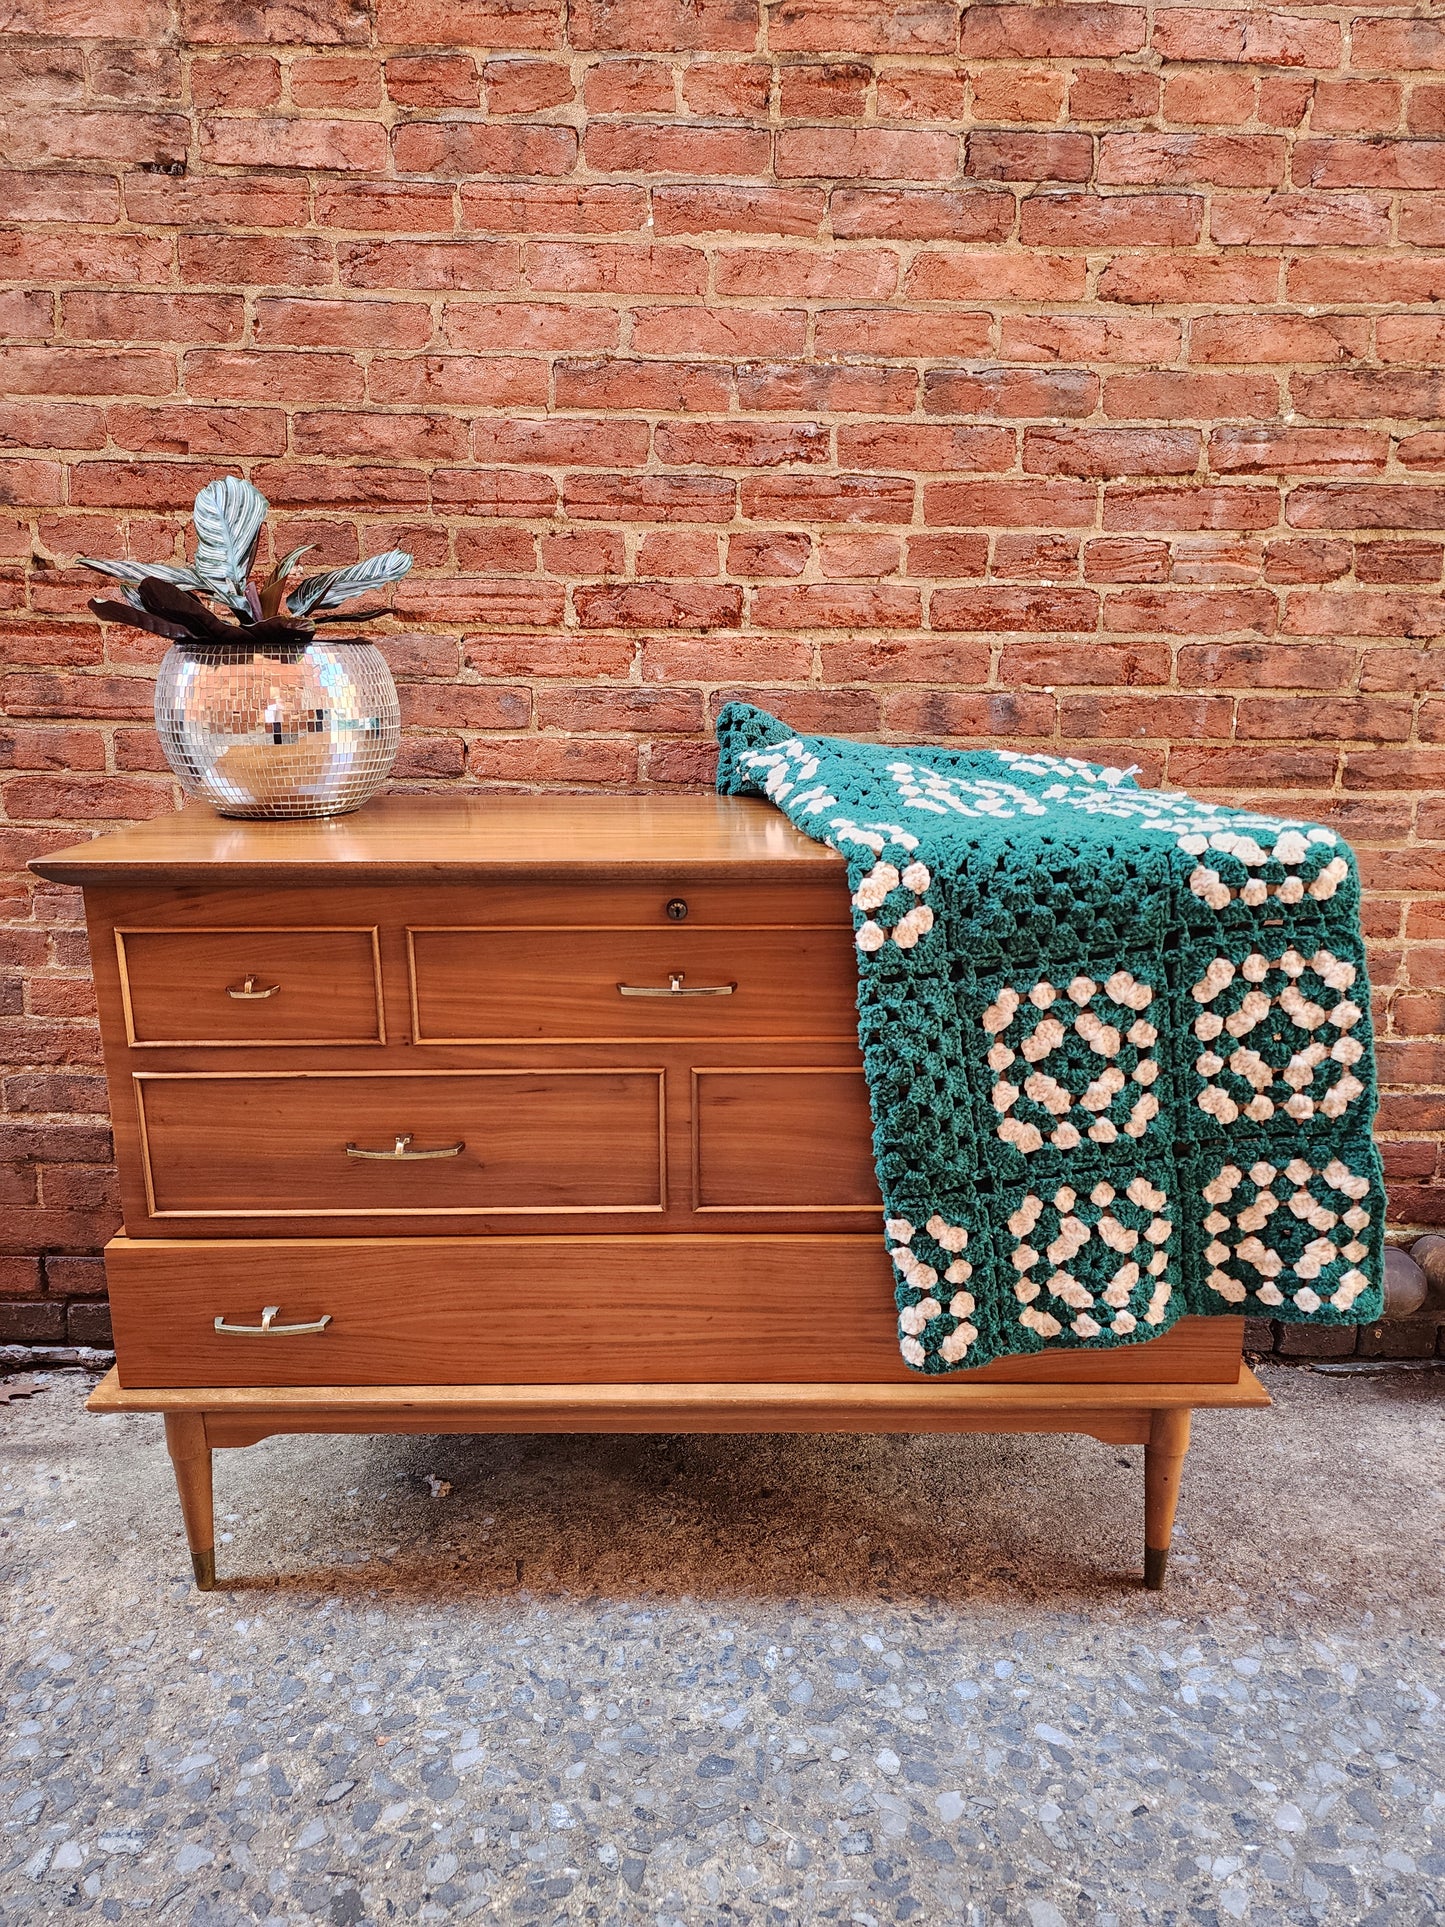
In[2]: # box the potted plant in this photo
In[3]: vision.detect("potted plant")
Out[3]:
[82,476,413,819]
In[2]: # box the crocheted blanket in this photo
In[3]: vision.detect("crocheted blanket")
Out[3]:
[716,703,1386,1374]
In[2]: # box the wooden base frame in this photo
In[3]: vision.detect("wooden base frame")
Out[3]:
[90,1366,1269,1594]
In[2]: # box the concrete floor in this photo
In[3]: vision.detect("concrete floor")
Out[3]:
[0,1366,1441,1927]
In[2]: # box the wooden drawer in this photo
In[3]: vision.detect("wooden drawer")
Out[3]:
[118,927,383,1046]
[103,1234,1247,1389]
[132,1070,664,1219]
[408,924,860,1042]
[692,1068,880,1213]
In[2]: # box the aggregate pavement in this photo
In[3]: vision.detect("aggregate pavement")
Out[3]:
[0,1363,1441,1927]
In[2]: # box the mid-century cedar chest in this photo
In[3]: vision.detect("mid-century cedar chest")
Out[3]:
[32,794,1266,1589]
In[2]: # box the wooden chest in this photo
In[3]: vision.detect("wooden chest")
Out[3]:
[34,793,1265,1589]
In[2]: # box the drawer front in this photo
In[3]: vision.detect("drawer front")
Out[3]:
[692,1068,880,1213]
[118,927,383,1046]
[133,1071,664,1218]
[104,1237,1245,1389]
[409,925,860,1042]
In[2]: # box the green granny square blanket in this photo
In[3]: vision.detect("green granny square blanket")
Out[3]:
[716,703,1386,1374]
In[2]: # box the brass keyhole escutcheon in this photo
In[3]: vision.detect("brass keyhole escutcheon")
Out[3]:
[665,898,688,921]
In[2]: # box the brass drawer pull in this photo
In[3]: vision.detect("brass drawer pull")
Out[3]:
[214,1305,332,1337]
[227,975,280,1000]
[345,1133,466,1160]
[618,972,736,998]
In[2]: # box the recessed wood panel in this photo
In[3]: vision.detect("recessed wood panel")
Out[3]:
[134,1071,664,1218]
[102,1235,1246,1389]
[693,1067,881,1212]
[409,926,859,1042]
[119,927,383,1046]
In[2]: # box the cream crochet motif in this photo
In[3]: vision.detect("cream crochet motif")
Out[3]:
[716,703,1386,1374]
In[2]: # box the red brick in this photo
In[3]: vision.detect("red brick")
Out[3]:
[185,350,364,404]
[780,59,870,118]
[201,116,388,171]
[742,473,915,523]
[1287,485,1445,531]
[575,583,742,629]
[1209,191,1391,245]
[1098,253,1280,304]
[960,5,1145,56]
[907,250,1089,301]
[484,57,575,112]
[1163,71,1257,127]
[1179,641,1352,687]
[1312,79,1403,132]
[999,315,1181,364]
[1103,370,1279,419]
[180,234,334,287]
[534,688,705,731]
[728,531,812,577]
[923,479,1096,527]
[1097,133,1286,186]
[105,405,288,457]
[1356,542,1444,585]
[366,356,548,406]
[554,358,732,413]
[925,368,1098,418]
[752,583,921,628]
[630,306,807,357]
[586,123,769,176]
[1210,427,1386,474]
[817,532,902,577]
[1352,17,1445,71]
[1152,8,1340,65]
[714,247,899,298]
[681,60,771,117]
[1022,426,1199,476]
[1,108,187,168]
[1289,254,1445,304]
[830,187,1013,239]
[1103,484,1280,530]
[1293,139,1445,190]
[655,421,830,467]
[442,301,617,352]
[969,67,1069,123]
[837,423,1013,471]
[813,309,993,357]
[469,737,639,784]
[1018,192,1201,246]
[564,473,736,522]
[255,297,434,350]
[471,419,649,466]
[933,586,1098,631]
[60,292,245,345]
[635,529,721,577]
[1069,70,1160,120]
[385,55,481,106]
[188,55,282,108]
[651,185,825,235]
[1104,588,1276,635]
[338,240,520,290]
[768,0,957,54]
[393,121,578,177]
[568,0,756,51]
[372,0,561,47]
[130,175,309,227]
[775,128,959,181]
[1193,314,1369,363]
[965,132,1093,182]
[461,176,647,228]
[735,362,916,414]
[526,242,706,293]
[819,637,992,682]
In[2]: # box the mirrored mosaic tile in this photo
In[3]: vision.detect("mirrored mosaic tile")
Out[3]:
[154,640,400,819]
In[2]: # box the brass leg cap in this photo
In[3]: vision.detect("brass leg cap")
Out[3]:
[1144,1545,1169,1591]
[192,1549,217,1591]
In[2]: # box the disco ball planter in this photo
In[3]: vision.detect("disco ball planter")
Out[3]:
[80,473,413,820]
[153,637,401,820]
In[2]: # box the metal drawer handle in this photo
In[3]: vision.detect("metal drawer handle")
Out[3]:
[227,975,280,1000]
[345,1133,466,1161]
[618,972,736,998]
[214,1305,331,1337]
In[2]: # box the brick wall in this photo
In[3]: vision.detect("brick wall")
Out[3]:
[3,0,1445,1344]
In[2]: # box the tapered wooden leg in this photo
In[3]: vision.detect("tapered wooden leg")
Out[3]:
[1143,1407,1191,1591]
[164,1412,216,1590]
